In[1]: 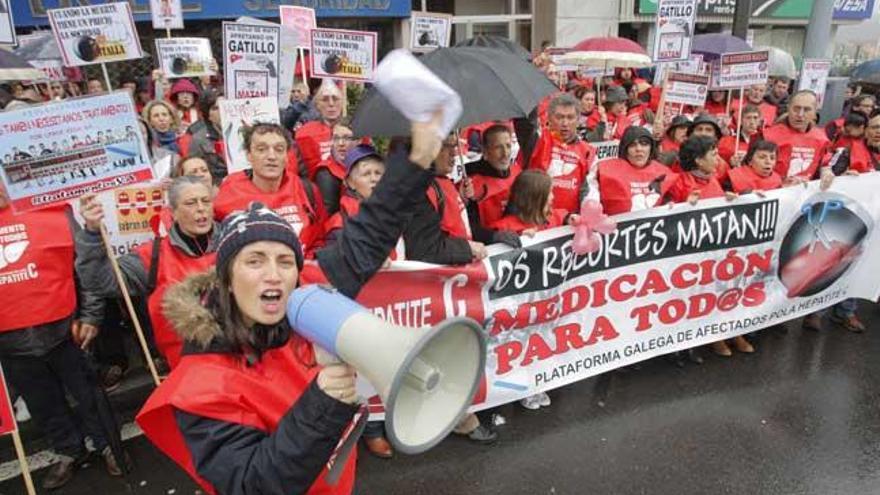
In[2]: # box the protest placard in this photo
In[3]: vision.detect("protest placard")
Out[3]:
[218,97,280,173]
[546,47,578,72]
[719,50,770,88]
[310,28,378,82]
[71,183,164,256]
[150,0,183,30]
[47,2,143,67]
[798,59,832,106]
[651,0,697,62]
[155,38,214,78]
[223,22,281,100]
[410,12,452,53]
[0,92,153,213]
[321,177,880,416]
[279,5,316,49]
[653,54,704,85]
[0,0,16,46]
[238,16,296,110]
[664,72,709,107]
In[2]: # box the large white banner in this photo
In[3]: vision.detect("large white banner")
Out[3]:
[47,2,143,67]
[0,92,153,213]
[223,22,281,100]
[307,176,880,416]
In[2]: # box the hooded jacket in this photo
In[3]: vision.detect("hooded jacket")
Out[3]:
[170,79,201,128]
[76,220,219,368]
[597,127,676,216]
[136,148,435,495]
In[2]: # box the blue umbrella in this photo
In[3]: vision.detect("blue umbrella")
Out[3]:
[851,59,880,85]
[692,33,753,60]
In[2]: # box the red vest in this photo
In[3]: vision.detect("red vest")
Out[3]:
[427,177,472,240]
[0,206,77,332]
[528,131,595,213]
[704,100,728,118]
[718,134,752,164]
[660,137,681,154]
[598,159,676,216]
[489,209,567,234]
[665,172,725,204]
[469,163,521,227]
[135,240,216,369]
[733,100,777,129]
[727,166,783,193]
[763,123,829,180]
[214,172,325,255]
[136,338,356,495]
[295,121,333,177]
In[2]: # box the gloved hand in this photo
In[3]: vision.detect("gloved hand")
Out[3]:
[492,230,522,249]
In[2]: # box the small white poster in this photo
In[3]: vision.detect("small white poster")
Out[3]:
[279,6,316,49]
[310,28,377,82]
[218,97,281,173]
[719,50,770,88]
[664,72,710,107]
[410,12,452,53]
[0,0,16,46]
[223,22,281,100]
[47,2,144,67]
[155,38,214,78]
[798,59,832,107]
[149,0,183,30]
[651,0,697,62]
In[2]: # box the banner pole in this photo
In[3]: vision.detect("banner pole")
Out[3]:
[725,89,732,116]
[166,27,171,39]
[11,431,36,495]
[99,223,162,386]
[101,63,113,92]
[734,86,745,157]
[299,47,307,87]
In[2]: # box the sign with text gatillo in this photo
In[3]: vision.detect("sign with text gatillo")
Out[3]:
[306,176,880,415]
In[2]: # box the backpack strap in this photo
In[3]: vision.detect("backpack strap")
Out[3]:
[146,236,161,295]
[429,179,445,215]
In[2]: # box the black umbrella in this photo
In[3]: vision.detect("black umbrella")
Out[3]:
[352,46,557,137]
[82,352,130,476]
[851,59,880,85]
[0,50,43,81]
[454,35,532,61]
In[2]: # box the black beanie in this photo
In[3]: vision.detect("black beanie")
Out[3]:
[213,202,304,276]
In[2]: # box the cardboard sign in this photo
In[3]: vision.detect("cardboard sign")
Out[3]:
[223,21,281,100]
[47,2,144,67]
[310,28,377,82]
[719,50,770,88]
[0,0,16,46]
[279,5,316,49]
[653,54,705,85]
[798,59,832,106]
[651,0,697,62]
[149,0,183,30]
[0,92,153,213]
[155,38,214,78]
[664,72,709,107]
[28,60,66,82]
[218,97,280,173]
[71,183,164,256]
[410,12,452,53]
[238,16,297,111]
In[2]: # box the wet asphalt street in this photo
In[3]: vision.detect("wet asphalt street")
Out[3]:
[1,304,879,495]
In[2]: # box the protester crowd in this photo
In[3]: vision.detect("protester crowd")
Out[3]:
[0,39,878,494]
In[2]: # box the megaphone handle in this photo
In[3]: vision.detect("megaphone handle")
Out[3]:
[314,345,342,366]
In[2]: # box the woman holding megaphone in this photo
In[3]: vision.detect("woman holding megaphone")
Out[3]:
[134,113,446,495]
